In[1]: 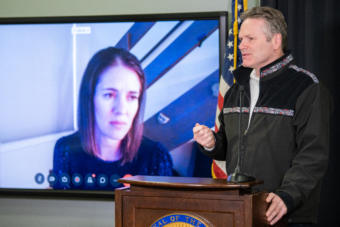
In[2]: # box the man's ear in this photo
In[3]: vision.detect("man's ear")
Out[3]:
[272,33,283,51]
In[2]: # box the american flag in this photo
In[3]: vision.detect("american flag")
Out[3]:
[212,0,246,179]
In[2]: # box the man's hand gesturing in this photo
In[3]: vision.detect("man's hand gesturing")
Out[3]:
[193,123,215,149]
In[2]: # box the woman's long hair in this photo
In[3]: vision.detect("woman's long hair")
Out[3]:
[78,47,145,165]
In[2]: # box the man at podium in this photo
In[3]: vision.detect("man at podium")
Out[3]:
[193,6,330,227]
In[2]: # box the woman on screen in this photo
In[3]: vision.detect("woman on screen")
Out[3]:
[52,47,173,190]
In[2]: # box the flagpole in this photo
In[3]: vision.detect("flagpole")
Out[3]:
[233,0,239,69]
[244,0,248,11]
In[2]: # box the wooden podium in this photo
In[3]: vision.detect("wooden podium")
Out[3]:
[115,175,287,227]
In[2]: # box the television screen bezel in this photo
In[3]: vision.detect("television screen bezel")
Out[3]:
[0,11,228,198]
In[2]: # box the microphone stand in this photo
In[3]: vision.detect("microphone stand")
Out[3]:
[227,85,256,183]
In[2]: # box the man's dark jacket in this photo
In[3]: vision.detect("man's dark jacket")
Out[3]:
[201,53,330,224]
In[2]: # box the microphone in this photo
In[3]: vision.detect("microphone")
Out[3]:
[227,85,256,183]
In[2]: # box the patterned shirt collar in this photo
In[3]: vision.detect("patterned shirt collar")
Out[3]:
[260,53,294,78]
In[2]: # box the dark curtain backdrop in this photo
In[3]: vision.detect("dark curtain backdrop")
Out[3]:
[261,1,339,226]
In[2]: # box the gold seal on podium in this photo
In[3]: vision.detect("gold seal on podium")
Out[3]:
[151,213,213,227]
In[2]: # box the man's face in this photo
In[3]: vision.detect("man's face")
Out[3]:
[239,18,280,72]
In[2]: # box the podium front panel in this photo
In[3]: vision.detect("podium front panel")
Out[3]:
[116,187,253,227]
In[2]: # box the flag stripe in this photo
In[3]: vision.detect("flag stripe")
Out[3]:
[217,93,224,111]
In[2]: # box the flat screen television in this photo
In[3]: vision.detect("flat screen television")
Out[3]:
[0,12,227,196]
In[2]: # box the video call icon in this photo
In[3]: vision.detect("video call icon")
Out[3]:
[85,173,96,187]
[72,173,83,187]
[35,173,45,184]
[47,173,57,186]
[97,174,108,187]
[110,174,121,187]
[60,173,70,186]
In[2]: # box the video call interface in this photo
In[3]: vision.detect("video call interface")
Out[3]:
[0,17,221,191]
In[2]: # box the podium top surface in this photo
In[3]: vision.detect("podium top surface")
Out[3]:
[118,175,262,189]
